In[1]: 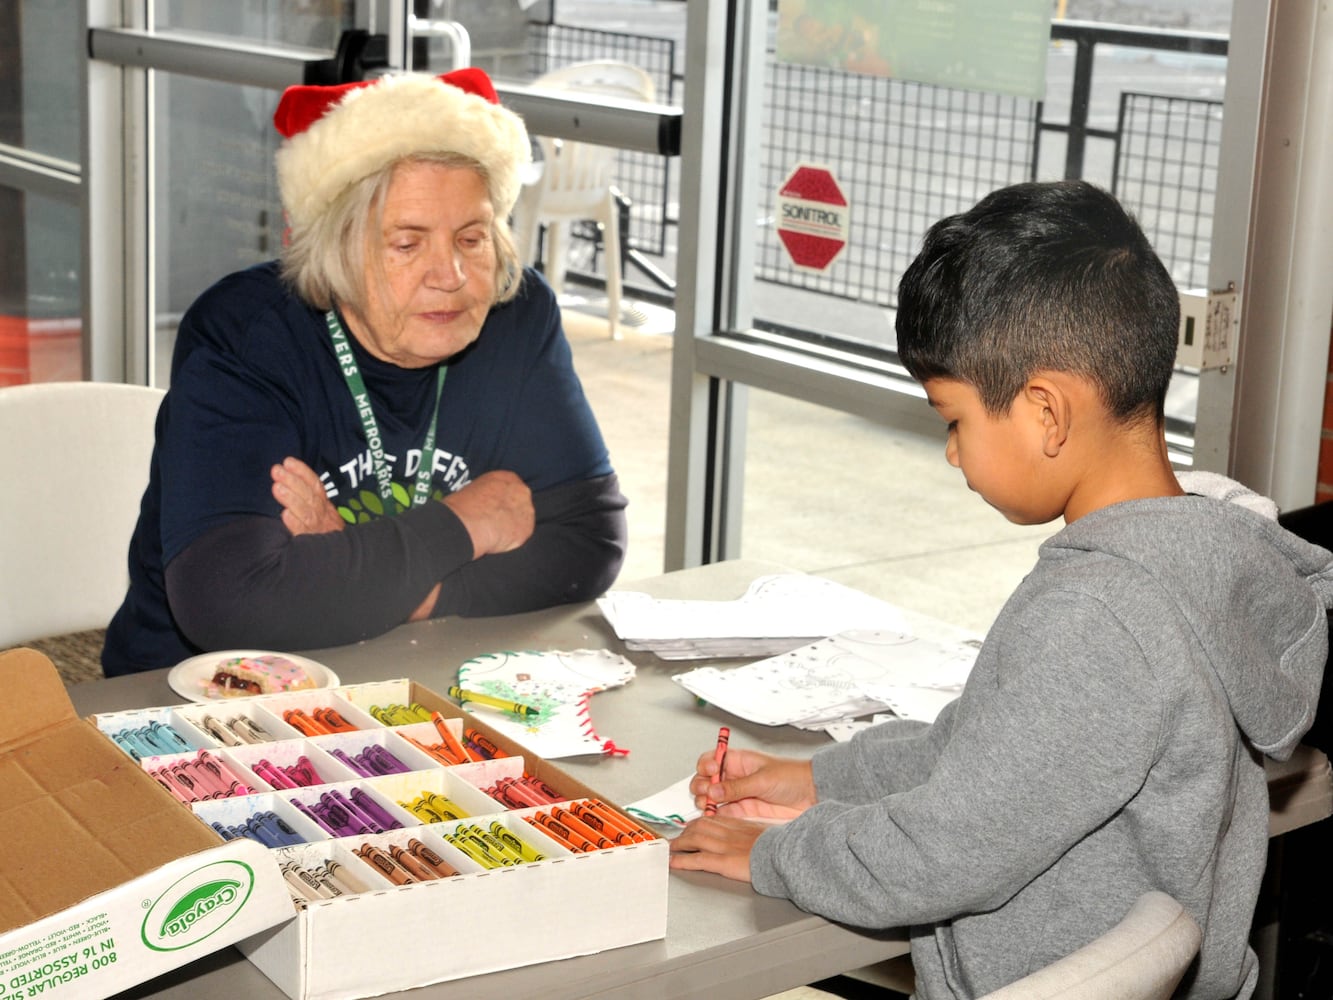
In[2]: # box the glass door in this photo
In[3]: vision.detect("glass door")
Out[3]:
[668,0,1332,586]
[0,0,83,386]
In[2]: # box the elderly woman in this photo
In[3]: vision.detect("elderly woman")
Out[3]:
[102,68,627,676]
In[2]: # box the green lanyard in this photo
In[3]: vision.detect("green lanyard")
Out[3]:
[325,310,446,509]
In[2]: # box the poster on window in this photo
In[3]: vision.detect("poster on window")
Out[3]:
[776,0,1052,100]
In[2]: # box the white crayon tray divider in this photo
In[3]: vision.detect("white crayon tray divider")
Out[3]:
[94,704,209,754]
[231,678,667,1000]
[306,724,443,777]
[137,746,267,802]
[331,678,416,717]
[174,699,304,745]
[272,841,399,895]
[340,824,489,879]
[192,789,329,845]
[223,737,357,790]
[246,688,381,735]
[363,762,513,820]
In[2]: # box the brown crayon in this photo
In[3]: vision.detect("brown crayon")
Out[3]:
[407,838,459,877]
[355,843,416,885]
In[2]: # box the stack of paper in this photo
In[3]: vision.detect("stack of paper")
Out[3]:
[671,629,980,728]
[596,573,910,660]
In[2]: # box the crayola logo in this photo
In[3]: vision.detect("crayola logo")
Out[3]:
[141,860,256,952]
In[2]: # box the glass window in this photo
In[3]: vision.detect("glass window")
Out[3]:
[0,185,82,386]
[148,4,359,381]
[738,387,1054,632]
[153,1,353,47]
[153,75,285,377]
[2,0,81,162]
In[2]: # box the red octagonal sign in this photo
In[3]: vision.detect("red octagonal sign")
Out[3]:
[775,163,849,272]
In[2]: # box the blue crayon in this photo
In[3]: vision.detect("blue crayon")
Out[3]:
[148,720,192,752]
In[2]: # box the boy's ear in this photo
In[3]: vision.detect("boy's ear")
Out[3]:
[1023,375,1071,458]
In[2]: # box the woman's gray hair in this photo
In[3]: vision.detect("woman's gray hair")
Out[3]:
[280,151,522,313]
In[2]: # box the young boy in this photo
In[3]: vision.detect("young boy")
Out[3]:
[668,180,1333,999]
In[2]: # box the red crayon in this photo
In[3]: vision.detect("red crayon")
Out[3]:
[704,726,730,817]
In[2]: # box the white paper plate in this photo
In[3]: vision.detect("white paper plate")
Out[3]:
[167,650,339,703]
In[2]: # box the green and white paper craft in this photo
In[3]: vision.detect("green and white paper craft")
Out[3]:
[455,649,636,758]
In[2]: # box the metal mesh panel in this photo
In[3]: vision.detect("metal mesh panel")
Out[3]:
[1113,91,1222,291]
[526,22,677,257]
[756,62,1038,309]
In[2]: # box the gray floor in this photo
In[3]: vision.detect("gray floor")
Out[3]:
[562,300,1056,640]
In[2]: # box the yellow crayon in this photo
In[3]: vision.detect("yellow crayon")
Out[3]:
[447,685,539,717]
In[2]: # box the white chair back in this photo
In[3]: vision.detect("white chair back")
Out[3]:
[979,891,1202,1000]
[0,381,163,647]
[511,60,656,339]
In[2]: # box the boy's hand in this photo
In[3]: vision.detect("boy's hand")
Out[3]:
[668,816,764,881]
[690,747,817,820]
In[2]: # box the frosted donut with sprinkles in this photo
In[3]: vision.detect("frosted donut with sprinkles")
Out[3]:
[206,654,317,698]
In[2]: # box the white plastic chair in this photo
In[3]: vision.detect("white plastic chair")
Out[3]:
[850,892,1201,1000]
[511,60,656,340]
[978,891,1202,1000]
[0,381,164,648]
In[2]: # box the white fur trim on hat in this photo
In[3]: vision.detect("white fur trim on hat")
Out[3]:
[275,73,531,232]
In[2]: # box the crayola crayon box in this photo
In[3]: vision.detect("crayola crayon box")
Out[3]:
[92,674,669,1000]
[0,649,294,1000]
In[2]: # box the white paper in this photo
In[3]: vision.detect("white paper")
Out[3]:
[598,574,910,660]
[672,629,979,727]
[625,775,699,828]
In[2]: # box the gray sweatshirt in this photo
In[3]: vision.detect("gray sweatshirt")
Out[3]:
[749,477,1333,999]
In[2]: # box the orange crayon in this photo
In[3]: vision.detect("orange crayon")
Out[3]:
[587,798,656,842]
[551,806,616,850]
[430,711,476,763]
[528,811,597,852]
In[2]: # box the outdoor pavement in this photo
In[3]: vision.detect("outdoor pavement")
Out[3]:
[561,299,1057,641]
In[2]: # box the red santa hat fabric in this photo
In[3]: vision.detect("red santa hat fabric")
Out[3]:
[273,67,530,231]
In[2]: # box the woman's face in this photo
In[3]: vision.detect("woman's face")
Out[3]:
[345,160,498,368]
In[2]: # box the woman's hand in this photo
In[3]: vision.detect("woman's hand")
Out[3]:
[272,456,441,623]
[443,470,535,557]
[272,457,345,535]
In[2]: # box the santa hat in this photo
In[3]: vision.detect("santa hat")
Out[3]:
[273,67,530,232]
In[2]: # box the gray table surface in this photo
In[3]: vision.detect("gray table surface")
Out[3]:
[82,560,908,1000]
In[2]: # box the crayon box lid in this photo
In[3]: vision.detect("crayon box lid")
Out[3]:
[0,648,294,999]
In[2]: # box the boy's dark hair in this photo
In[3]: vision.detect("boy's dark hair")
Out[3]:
[895,180,1180,421]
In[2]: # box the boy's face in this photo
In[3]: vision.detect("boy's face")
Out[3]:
[923,378,1059,526]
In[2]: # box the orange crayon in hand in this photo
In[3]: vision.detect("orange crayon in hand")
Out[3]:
[703,726,730,817]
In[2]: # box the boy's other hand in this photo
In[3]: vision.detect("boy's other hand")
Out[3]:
[668,816,764,881]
